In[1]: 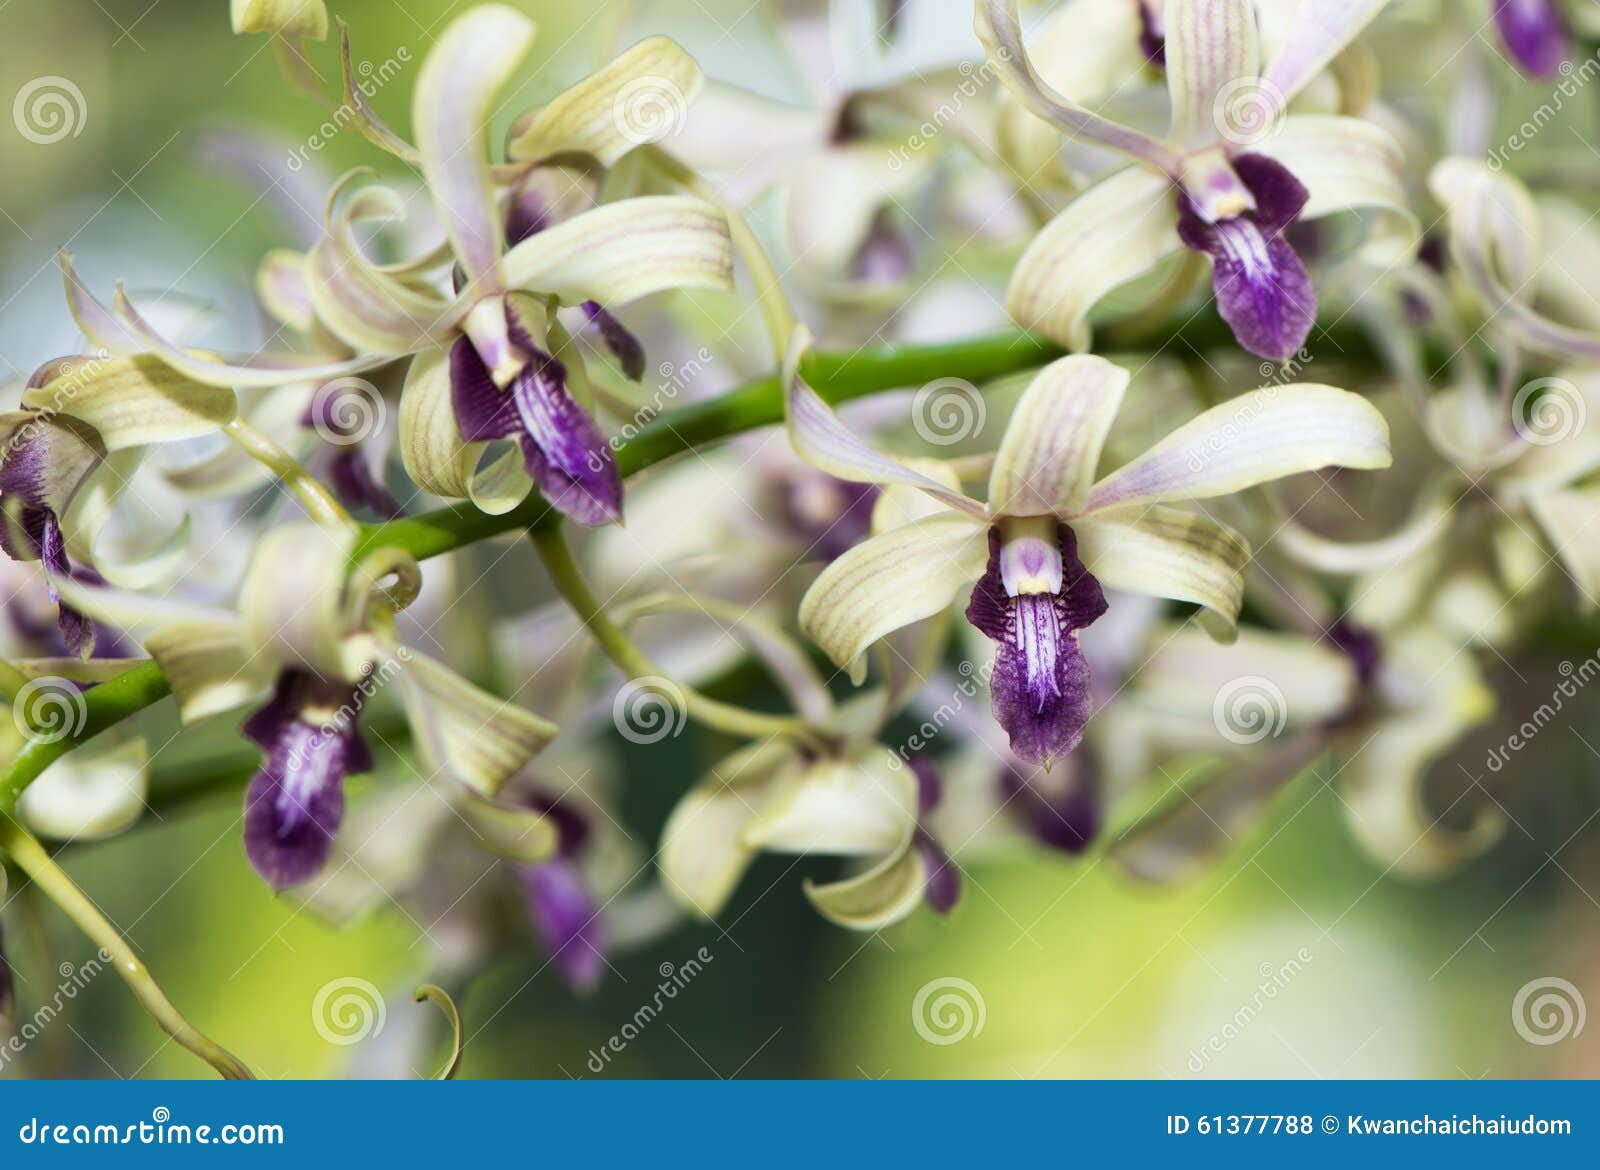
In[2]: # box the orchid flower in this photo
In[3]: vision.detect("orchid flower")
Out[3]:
[54,523,558,889]
[977,0,1416,361]
[128,8,735,527]
[789,332,1391,764]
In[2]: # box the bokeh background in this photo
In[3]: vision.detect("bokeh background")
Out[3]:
[2,0,1599,1079]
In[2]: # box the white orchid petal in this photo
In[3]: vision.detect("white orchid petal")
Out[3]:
[805,839,926,931]
[22,352,235,451]
[501,196,733,307]
[1075,506,1250,638]
[413,4,535,293]
[1007,166,1182,352]
[20,737,148,842]
[508,36,703,167]
[988,354,1128,516]
[976,0,1178,167]
[799,513,990,680]
[784,327,986,517]
[743,748,917,857]
[1261,0,1390,110]
[1086,385,1392,511]
[1253,114,1417,263]
[1165,0,1261,148]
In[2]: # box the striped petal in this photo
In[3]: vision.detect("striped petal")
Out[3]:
[1085,384,1392,512]
[395,648,558,797]
[1165,0,1261,148]
[799,512,990,682]
[1074,506,1250,638]
[502,196,734,307]
[975,0,1178,168]
[784,327,985,518]
[413,4,535,295]
[1252,115,1418,264]
[1261,0,1390,111]
[1006,166,1183,353]
[988,354,1128,517]
[508,36,703,167]
[22,352,235,450]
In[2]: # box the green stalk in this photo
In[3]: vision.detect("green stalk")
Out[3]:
[0,817,254,1079]
[529,526,825,749]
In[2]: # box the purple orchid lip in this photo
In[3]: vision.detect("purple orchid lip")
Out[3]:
[966,524,1108,767]
[581,301,646,382]
[449,303,624,526]
[0,496,93,659]
[779,472,880,563]
[241,669,373,890]
[1494,0,1570,79]
[1176,153,1316,364]
[518,858,608,993]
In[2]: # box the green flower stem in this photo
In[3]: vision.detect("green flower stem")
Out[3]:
[224,417,356,529]
[0,657,30,703]
[0,815,255,1079]
[0,660,170,816]
[529,525,825,749]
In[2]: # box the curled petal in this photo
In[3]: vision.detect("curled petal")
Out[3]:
[743,748,917,858]
[988,354,1128,516]
[799,512,990,682]
[1007,167,1183,352]
[413,4,535,294]
[395,647,558,797]
[508,36,704,166]
[784,326,985,518]
[22,352,235,451]
[1251,115,1418,264]
[805,840,930,931]
[975,0,1179,168]
[502,196,735,307]
[1085,385,1392,512]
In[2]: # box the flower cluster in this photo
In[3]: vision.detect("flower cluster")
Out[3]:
[2,0,1597,1075]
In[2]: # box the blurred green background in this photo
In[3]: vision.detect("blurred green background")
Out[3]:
[2,0,1599,1079]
